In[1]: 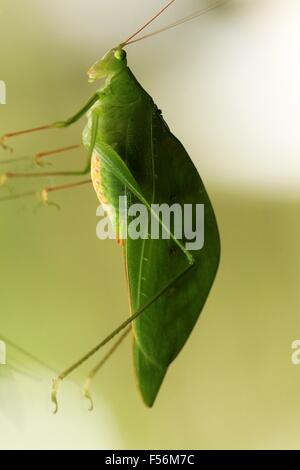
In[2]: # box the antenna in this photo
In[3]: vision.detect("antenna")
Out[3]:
[124,1,227,46]
[123,0,177,45]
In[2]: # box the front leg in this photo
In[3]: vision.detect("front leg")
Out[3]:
[1,112,100,180]
[0,92,101,151]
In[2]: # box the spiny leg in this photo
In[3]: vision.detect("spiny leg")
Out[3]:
[2,167,90,181]
[0,145,80,170]
[34,144,81,166]
[0,92,100,151]
[0,179,92,203]
[51,261,195,414]
[0,145,86,184]
[0,126,52,152]
[1,112,99,182]
[83,327,131,411]
[42,180,92,204]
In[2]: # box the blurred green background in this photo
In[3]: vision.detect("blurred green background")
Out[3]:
[1,0,300,450]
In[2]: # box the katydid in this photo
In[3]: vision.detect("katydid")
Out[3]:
[0,0,222,410]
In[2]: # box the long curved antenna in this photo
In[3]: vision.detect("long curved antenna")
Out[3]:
[125,1,228,46]
[123,0,177,45]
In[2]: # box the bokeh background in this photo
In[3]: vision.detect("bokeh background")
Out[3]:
[0,0,300,450]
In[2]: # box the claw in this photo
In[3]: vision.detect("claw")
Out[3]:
[40,189,61,210]
[40,189,61,211]
[83,378,94,412]
[51,378,61,415]
[33,154,43,167]
[33,153,51,167]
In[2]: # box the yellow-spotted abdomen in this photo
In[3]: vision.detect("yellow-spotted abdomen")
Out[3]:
[91,151,108,206]
[91,151,124,245]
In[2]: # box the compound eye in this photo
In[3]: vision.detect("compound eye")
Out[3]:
[114,49,127,61]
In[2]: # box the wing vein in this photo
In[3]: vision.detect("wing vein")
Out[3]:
[136,111,156,307]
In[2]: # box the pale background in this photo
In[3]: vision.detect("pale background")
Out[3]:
[0,0,300,450]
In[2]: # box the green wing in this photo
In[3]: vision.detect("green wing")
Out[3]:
[125,110,220,406]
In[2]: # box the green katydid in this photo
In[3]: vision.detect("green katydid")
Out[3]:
[0,0,222,411]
